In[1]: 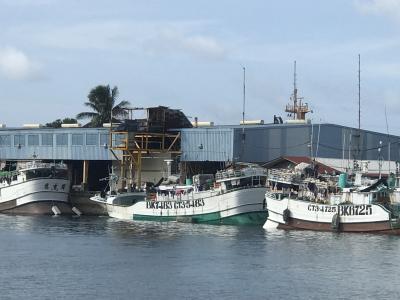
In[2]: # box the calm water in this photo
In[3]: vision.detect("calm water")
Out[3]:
[0,215,399,299]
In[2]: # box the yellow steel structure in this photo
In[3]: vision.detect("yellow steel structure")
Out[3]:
[110,130,181,187]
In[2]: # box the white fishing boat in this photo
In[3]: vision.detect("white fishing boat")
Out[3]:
[90,163,268,225]
[0,161,71,214]
[263,167,400,233]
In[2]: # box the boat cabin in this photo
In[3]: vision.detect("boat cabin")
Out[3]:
[215,165,267,192]
[19,162,68,182]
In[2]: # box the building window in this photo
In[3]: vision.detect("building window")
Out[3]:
[72,134,83,146]
[0,135,10,146]
[28,135,39,146]
[86,133,98,146]
[56,133,68,146]
[113,133,126,148]
[100,133,109,146]
[14,135,25,147]
[42,134,53,146]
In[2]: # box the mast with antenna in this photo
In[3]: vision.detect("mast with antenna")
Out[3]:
[285,61,311,120]
[293,61,297,120]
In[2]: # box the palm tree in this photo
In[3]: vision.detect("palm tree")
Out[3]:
[76,85,130,127]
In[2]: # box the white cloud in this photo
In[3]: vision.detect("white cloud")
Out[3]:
[0,47,41,80]
[181,35,226,59]
[143,26,226,59]
[33,20,227,60]
[354,0,400,20]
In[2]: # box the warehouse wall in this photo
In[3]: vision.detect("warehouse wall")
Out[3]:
[181,123,400,163]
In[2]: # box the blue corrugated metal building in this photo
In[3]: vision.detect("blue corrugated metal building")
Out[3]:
[180,123,400,163]
[0,127,115,160]
[1,122,399,187]
[0,127,118,190]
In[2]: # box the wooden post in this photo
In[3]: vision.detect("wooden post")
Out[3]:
[129,158,135,191]
[121,157,126,191]
[82,160,89,191]
[137,150,142,189]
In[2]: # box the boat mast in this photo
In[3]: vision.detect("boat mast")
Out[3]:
[354,54,361,171]
[385,105,391,173]
[358,54,361,134]
[378,141,382,179]
[242,66,246,128]
[241,66,246,161]
[284,61,310,120]
[293,61,297,120]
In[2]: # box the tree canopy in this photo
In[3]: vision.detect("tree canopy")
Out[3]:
[76,85,130,127]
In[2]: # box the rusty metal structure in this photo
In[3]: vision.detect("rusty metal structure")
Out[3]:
[109,106,192,188]
[285,61,311,120]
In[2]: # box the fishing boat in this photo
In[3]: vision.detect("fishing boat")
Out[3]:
[90,163,268,225]
[263,165,400,233]
[0,161,71,214]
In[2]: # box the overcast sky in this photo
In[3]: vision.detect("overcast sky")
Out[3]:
[1,0,400,134]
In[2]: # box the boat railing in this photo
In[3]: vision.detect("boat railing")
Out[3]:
[268,169,297,183]
[265,191,277,199]
[216,168,268,180]
[156,183,266,201]
[19,161,67,170]
[0,170,19,179]
[301,178,329,189]
[228,184,265,194]
[266,189,293,198]
[216,170,244,180]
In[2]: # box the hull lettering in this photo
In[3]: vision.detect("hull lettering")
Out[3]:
[307,204,373,216]
[146,199,205,209]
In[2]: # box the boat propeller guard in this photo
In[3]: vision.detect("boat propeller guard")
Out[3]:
[283,208,290,224]
[331,213,340,231]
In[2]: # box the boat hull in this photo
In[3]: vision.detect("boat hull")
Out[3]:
[0,178,71,215]
[2,201,72,215]
[265,195,400,233]
[106,187,268,225]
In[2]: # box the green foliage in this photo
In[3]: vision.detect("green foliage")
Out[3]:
[45,119,62,128]
[76,85,130,127]
[62,118,77,124]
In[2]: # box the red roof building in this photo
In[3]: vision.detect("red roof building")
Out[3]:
[263,156,340,175]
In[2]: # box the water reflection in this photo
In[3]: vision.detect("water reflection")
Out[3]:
[1,214,400,299]
[103,218,253,241]
[0,215,108,237]
[0,214,261,241]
